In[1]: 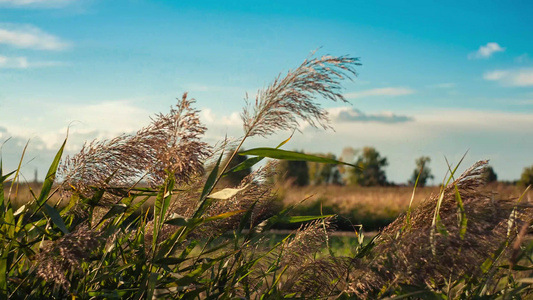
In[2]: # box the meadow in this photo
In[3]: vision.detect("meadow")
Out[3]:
[281,183,532,231]
[2,54,533,299]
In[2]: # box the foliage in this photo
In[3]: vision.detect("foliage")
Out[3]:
[308,153,343,185]
[481,165,498,184]
[519,164,533,187]
[219,148,251,186]
[409,156,434,187]
[349,146,388,186]
[275,156,310,186]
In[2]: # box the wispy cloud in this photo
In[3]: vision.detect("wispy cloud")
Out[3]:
[483,68,533,87]
[515,53,530,63]
[0,0,74,7]
[0,55,64,68]
[0,24,69,50]
[328,107,414,124]
[344,87,415,99]
[0,55,28,68]
[468,42,505,60]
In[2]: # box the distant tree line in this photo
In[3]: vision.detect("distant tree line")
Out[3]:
[274,146,394,187]
[226,146,533,188]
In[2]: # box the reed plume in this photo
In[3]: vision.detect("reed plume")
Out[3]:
[346,160,529,297]
[58,93,210,198]
[241,54,360,138]
[35,225,102,290]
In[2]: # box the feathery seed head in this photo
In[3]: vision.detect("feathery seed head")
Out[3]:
[58,93,211,198]
[241,54,360,137]
[35,225,102,290]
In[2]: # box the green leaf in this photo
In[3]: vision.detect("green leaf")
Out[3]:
[43,203,69,234]
[454,185,468,240]
[193,151,224,218]
[175,261,215,286]
[279,215,335,223]
[146,272,158,300]
[0,171,15,185]
[99,203,128,221]
[203,210,246,222]
[37,138,66,207]
[164,214,202,227]
[499,264,533,271]
[153,175,175,248]
[166,210,245,227]
[239,147,358,168]
[223,135,293,176]
[154,256,187,265]
[0,245,7,297]
[223,156,263,175]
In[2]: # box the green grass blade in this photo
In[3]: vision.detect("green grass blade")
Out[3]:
[454,185,468,240]
[153,174,175,248]
[279,215,335,223]
[193,151,224,219]
[37,138,66,207]
[8,139,29,200]
[223,135,293,176]
[203,209,246,222]
[404,163,423,232]
[0,251,6,298]
[146,272,158,300]
[99,203,128,222]
[33,138,68,234]
[223,156,263,175]
[239,147,359,168]
[43,203,69,234]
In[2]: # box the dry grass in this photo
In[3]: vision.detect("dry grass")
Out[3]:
[281,183,531,214]
[278,182,532,231]
[281,185,437,217]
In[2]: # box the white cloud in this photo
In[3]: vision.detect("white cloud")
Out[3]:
[483,69,533,87]
[468,42,505,60]
[0,24,69,50]
[1,99,153,150]
[344,87,415,99]
[483,70,508,81]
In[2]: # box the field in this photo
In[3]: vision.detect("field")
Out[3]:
[9,182,530,233]
[3,55,533,298]
[279,183,532,232]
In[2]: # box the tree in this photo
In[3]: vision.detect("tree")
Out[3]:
[220,149,252,186]
[308,153,343,185]
[274,151,310,186]
[481,165,498,184]
[409,156,434,187]
[348,147,388,186]
[519,165,533,187]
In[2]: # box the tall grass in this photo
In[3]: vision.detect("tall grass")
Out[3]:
[1,54,533,299]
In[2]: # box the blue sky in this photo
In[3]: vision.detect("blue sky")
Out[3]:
[1,0,532,184]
